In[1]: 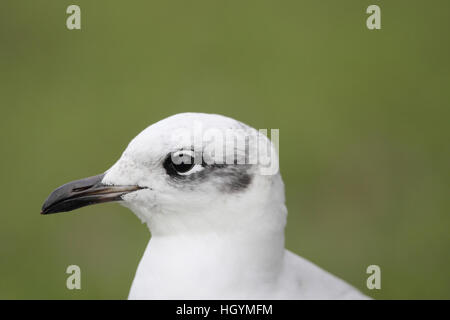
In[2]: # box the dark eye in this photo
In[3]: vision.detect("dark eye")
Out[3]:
[172,159,195,173]
[163,150,202,176]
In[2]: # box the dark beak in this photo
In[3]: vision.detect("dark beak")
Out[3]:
[41,173,144,215]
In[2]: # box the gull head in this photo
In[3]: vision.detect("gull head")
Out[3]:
[41,113,287,236]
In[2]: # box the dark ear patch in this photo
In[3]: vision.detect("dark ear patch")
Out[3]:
[228,171,252,192]
[210,165,253,193]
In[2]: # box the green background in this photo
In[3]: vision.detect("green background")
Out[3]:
[0,0,449,299]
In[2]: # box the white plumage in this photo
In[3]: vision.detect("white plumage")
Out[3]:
[99,113,369,299]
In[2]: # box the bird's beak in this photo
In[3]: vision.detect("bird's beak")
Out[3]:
[41,173,144,215]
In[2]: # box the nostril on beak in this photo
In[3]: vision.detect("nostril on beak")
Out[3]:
[72,186,92,192]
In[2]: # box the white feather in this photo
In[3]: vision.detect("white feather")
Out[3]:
[102,113,369,299]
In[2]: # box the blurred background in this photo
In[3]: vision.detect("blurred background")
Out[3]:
[0,0,449,299]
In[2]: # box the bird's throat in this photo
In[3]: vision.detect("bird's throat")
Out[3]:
[129,232,285,299]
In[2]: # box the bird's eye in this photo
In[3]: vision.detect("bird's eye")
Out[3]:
[164,150,204,176]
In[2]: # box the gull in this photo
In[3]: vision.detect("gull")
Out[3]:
[41,113,369,299]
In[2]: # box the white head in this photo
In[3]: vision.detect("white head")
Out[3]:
[42,113,287,238]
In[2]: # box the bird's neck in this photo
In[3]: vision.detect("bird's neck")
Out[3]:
[130,230,285,299]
